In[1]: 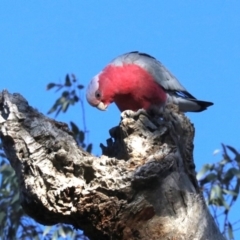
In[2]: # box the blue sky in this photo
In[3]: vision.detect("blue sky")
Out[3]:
[1,1,240,238]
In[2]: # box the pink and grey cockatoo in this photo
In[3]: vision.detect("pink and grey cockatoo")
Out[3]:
[86,51,213,112]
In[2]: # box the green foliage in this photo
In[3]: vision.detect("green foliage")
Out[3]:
[70,121,92,153]
[197,144,240,240]
[47,74,84,116]
[0,154,23,239]
[47,74,92,153]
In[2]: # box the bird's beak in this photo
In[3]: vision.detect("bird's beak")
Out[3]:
[96,102,108,111]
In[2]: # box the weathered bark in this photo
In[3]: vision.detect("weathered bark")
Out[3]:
[0,90,225,240]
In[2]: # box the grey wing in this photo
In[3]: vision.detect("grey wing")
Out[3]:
[110,51,189,93]
[110,52,213,112]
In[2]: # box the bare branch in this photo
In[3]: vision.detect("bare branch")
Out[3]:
[0,90,225,240]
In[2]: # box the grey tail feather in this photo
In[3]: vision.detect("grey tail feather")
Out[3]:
[168,95,214,112]
[189,99,214,112]
[166,90,213,112]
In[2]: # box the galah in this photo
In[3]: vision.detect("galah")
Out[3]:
[86,51,213,112]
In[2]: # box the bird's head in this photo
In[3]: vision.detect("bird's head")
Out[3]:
[86,74,107,111]
[86,70,114,111]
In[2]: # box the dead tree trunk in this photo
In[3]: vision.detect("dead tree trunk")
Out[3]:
[0,90,225,240]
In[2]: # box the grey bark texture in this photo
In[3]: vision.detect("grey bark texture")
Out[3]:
[0,90,225,240]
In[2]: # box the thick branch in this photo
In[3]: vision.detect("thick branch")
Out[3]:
[0,90,225,240]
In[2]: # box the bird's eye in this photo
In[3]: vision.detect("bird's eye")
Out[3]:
[95,90,101,99]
